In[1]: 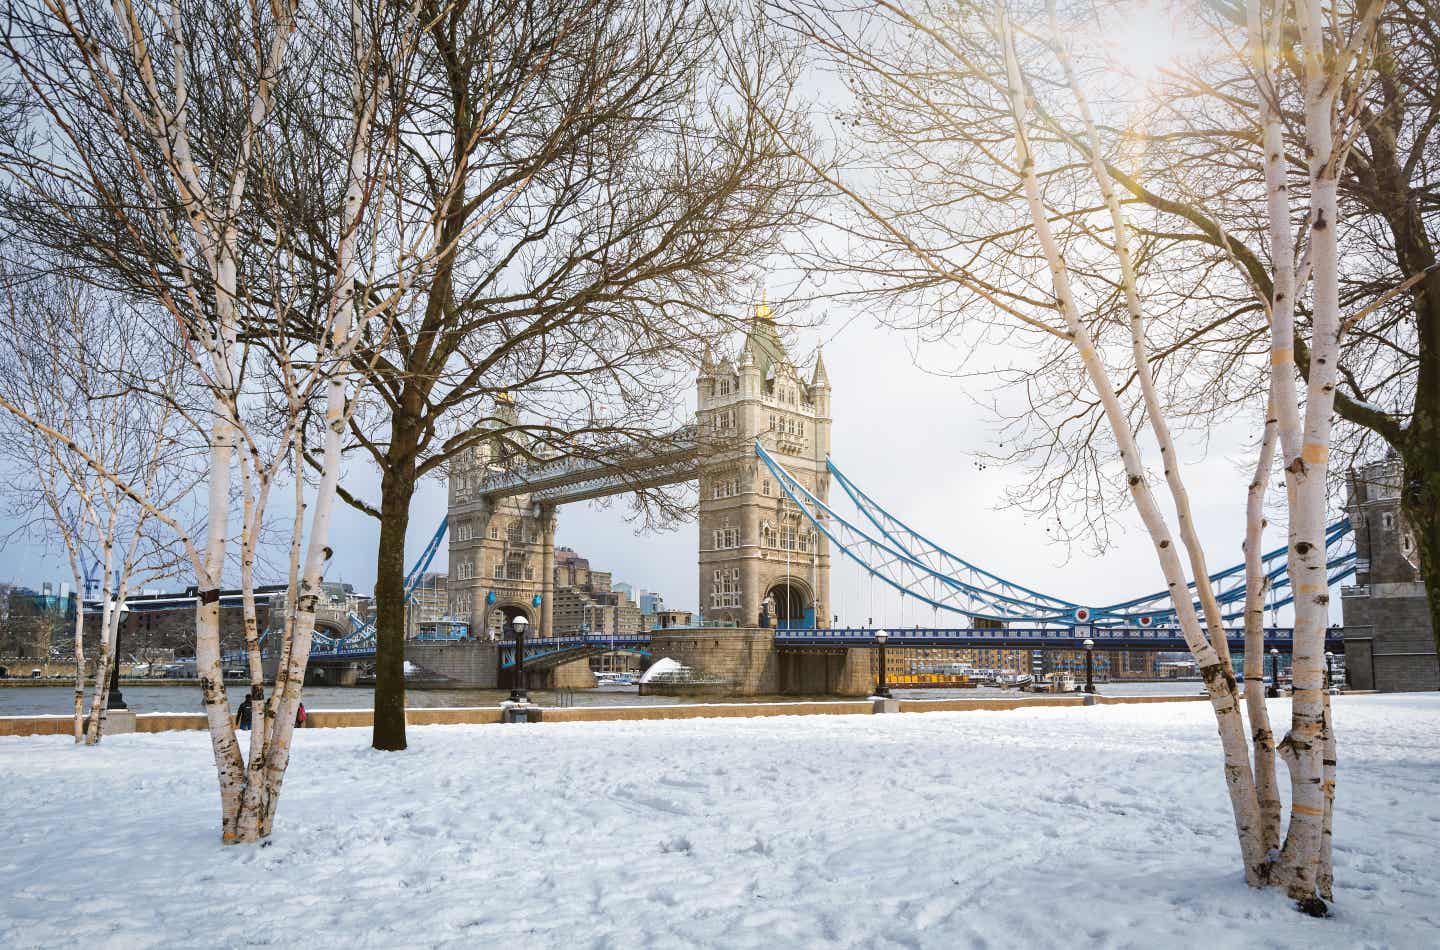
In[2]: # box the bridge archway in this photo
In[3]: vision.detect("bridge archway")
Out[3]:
[765,579,813,630]
[488,604,533,639]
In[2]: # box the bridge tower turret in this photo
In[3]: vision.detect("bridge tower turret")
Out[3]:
[697,297,831,629]
[447,392,549,638]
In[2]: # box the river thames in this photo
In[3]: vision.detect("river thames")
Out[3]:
[0,680,1204,716]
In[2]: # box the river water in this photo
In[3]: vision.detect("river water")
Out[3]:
[0,680,1204,717]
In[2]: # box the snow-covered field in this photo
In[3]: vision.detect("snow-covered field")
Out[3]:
[1,695,1436,949]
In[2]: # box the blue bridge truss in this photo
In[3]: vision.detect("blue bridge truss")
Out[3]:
[758,442,1356,629]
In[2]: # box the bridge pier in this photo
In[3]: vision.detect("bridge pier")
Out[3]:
[549,657,596,689]
[776,648,873,696]
[405,640,499,688]
[306,662,361,687]
[648,627,778,695]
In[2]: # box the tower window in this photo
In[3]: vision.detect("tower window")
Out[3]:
[1382,512,1395,530]
[489,524,500,540]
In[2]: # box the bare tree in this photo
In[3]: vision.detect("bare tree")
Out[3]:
[259,0,821,751]
[758,0,1382,908]
[0,274,198,741]
[0,0,437,840]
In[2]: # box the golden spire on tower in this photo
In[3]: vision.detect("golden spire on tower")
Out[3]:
[755,288,773,322]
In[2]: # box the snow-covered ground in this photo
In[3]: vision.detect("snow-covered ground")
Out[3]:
[1,695,1436,949]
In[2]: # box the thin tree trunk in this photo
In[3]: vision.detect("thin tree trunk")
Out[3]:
[1243,402,1282,858]
[1274,0,1349,903]
[1319,691,1336,899]
[84,538,116,745]
[197,396,248,842]
[1052,3,1235,675]
[998,12,1267,882]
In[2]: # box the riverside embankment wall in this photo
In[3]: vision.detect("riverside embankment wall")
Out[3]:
[0,694,1221,737]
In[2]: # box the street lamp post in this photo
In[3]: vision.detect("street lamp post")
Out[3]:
[1082,637,1096,694]
[509,614,529,704]
[1324,651,1335,691]
[106,600,129,711]
[1267,647,1280,698]
[873,629,892,698]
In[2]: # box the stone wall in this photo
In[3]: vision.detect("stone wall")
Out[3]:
[404,640,499,688]
[775,648,873,696]
[549,657,597,689]
[1342,591,1439,692]
[648,627,779,695]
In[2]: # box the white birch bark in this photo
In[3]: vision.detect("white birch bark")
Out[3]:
[1049,2,1235,676]
[83,531,117,745]
[1272,0,1347,902]
[998,12,1267,882]
[1242,402,1282,857]
[241,16,388,835]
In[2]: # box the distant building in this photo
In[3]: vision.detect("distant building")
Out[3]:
[638,591,665,616]
[406,572,449,639]
[1342,457,1437,691]
[652,609,693,630]
[549,549,642,635]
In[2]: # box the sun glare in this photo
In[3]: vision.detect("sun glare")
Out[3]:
[1100,1,1186,84]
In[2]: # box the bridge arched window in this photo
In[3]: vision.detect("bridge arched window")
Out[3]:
[761,521,777,548]
[506,522,522,543]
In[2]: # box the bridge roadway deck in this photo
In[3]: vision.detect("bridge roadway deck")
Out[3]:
[473,426,704,506]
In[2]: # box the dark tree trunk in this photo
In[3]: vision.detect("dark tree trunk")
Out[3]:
[371,459,416,751]
[1401,266,1440,672]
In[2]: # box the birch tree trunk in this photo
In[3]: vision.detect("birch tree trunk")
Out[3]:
[998,12,1267,883]
[1242,402,1282,857]
[83,537,116,745]
[1050,2,1236,676]
[1271,0,1351,905]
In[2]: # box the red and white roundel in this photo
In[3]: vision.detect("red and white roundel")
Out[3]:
[1138,615,1153,627]
[1073,607,1092,623]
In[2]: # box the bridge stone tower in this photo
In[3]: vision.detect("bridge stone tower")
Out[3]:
[1341,457,1438,691]
[446,394,557,638]
[696,299,831,628]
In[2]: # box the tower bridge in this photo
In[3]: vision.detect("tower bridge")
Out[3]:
[285,294,1361,694]
[443,297,833,652]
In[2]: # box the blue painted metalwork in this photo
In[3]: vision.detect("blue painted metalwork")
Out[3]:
[775,627,1345,652]
[497,634,653,669]
[827,458,1081,617]
[757,443,1080,623]
[764,442,1357,628]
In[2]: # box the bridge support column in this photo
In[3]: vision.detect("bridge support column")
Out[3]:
[467,498,494,636]
[540,503,556,637]
[549,657,596,688]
